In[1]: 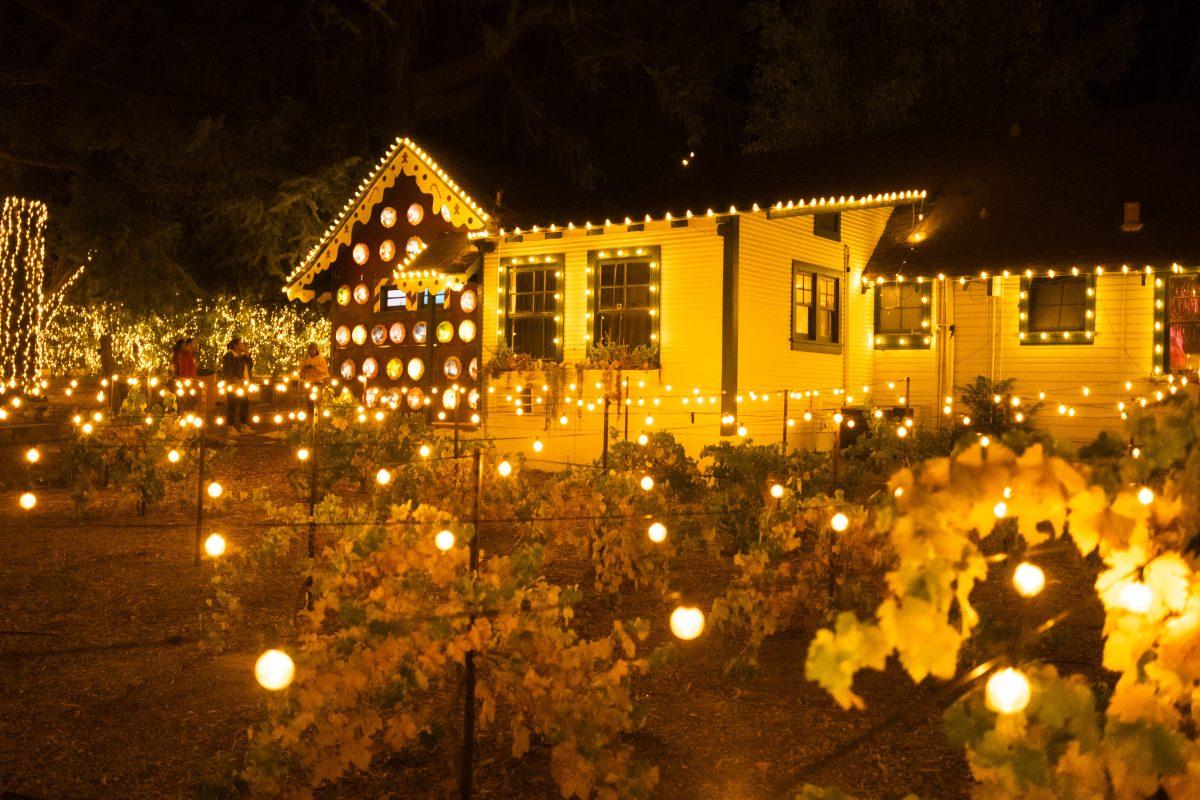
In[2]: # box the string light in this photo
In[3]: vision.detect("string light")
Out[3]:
[830,512,849,532]
[18,491,36,510]
[770,483,785,499]
[993,501,1008,519]
[167,449,181,464]
[296,447,310,462]
[206,482,223,499]
[985,667,1031,714]
[639,475,655,491]
[497,460,513,477]
[1136,486,1154,505]
[25,447,39,464]
[376,468,392,486]
[1012,562,1045,597]
[669,606,705,640]
[434,529,456,551]
[203,533,227,558]
[647,522,667,543]
[255,649,296,690]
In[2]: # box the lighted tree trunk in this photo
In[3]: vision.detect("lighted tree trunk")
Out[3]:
[0,197,47,383]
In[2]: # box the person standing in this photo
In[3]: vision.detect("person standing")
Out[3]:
[221,337,253,432]
[298,343,328,414]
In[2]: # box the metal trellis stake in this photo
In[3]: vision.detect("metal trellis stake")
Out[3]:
[305,409,319,610]
[194,426,206,567]
[781,388,790,452]
[460,447,483,800]
[601,396,611,470]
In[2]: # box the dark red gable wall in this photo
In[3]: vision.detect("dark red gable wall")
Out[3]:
[327,177,481,415]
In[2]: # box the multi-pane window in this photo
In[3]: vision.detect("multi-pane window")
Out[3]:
[791,263,839,349]
[1028,277,1088,332]
[506,264,560,360]
[814,212,841,241]
[594,258,653,347]
[876,284,926,334]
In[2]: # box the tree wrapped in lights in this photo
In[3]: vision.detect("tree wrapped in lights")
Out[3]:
[0,197,47,383]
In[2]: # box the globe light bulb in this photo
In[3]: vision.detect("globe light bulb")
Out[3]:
[640,475,655,491]
[1012,562,1045,597]
[19,492,36,510]
[1119,581,1153,613]
[167,449,181,464]
[770,483,785,499]
[296,447,310,462]
[418,444,431,458]
[497,460,513,477]
[896,425,908,438]
[1137,486,1154,505]
[985,667,1031,714]
[255,649,295,691]
[647,522,667,543]
[993,501,1008,519]
[204,533,227,558]
[206,481,223,499]
[637,433,649,446]
[435,529,456,551]
[532,438,544,453]
[25,448,39,464]
[376,468,392,486]
[670,606,705,640]
[830,512,849,532]
[736,425,748,437]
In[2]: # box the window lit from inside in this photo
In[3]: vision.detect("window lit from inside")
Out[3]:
[506,264,560,360]
[876,284,926,334]
[595,258,653,348]
[1167,275,1200,373]
[792,264,839,349]
[1028,277,1087,333]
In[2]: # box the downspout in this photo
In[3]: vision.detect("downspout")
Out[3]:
[842,245,851,395]
[717,217,740,436]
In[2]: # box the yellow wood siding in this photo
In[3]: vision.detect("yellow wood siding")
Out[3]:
[734,208,892,447]
[871,280,943,417]
[480,220,727,462]
[883,274,1155,443]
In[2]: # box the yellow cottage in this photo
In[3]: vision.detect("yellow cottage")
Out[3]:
[286,107,1199,463]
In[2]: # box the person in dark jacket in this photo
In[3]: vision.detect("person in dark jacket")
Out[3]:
[221,337,253,432]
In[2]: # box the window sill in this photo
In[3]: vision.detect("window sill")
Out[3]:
[874,331,931,350]
[789,340,842,355]
[1019,332,1093,346]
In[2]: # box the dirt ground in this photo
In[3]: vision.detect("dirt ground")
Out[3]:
[0,431,1106,800]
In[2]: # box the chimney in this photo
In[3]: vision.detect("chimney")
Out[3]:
[1122,202,1143,232]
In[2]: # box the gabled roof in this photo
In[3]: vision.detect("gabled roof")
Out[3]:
[284,137,492,300]
[853,105,1200,277]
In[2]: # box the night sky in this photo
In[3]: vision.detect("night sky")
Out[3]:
[1,0,1196,304]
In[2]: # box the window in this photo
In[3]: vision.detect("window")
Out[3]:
[505,262,561,360]
[383,288,445,310]
[791,262,840,350]
[1020,275,1095,344]
[814,212,841,241]
[382,288,408,309]
[417,289,446,309]
[1163,274,1200,373]
[874,283,931,348]
[594,258,654,347]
